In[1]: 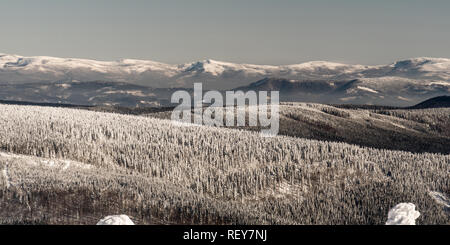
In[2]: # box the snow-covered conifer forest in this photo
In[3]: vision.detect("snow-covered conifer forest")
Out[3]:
[0,103,448,224]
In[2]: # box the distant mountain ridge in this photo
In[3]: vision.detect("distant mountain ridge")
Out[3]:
[1,53,450,90]
[0,53,449,106]
[234,77,449,106]
[0,80,190,107]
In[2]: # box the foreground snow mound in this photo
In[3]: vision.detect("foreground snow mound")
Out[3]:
[97,215,135,225]
[386,203,420,225]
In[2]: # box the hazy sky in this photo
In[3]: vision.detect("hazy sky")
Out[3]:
[1,0,449,65]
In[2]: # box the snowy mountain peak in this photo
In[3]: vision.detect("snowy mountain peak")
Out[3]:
[392,57,450,69]
[388,58,450,81]
[182,59,241,75]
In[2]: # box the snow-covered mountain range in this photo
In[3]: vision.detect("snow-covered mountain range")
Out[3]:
[0,53,449,106]
[1,53,449,89]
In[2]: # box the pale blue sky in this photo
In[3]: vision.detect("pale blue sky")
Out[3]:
[1,0,449,65]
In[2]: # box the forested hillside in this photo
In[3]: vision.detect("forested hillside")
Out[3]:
[147,103,450,154]
[0,104,448,224]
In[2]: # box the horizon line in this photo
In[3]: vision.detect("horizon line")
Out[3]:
[1,52,449,67]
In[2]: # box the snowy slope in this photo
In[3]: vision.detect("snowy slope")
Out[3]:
[2,53,450,90]
[0,53,370,89]
[0,53,179,88]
